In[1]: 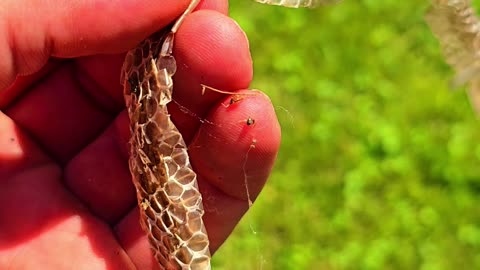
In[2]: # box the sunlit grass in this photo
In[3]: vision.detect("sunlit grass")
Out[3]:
[212,1,480,269]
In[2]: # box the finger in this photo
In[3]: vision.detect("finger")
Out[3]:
[114,89,281,265]
[0,0,228,98]
[171,10,253,142]
[0,0,192,90]
[192,90,281,249]
[0,113,134,270]
[190,90,281,202]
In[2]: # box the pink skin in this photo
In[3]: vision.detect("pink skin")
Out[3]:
[0,0,281,269]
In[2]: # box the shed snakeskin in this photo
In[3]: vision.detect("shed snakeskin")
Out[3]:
[122,28,211,269]
[120,1,337,269]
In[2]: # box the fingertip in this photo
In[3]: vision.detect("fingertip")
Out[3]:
[176,10,252,88]
[190,89,281,201]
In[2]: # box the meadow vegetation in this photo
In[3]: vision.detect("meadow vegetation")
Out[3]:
[212,1,480,269]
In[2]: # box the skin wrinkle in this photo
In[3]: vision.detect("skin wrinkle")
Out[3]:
[73,56,127,111]
[7,2,50,77]
[0,2,55,91]
[6,63,114,164]
[71,62,120,115]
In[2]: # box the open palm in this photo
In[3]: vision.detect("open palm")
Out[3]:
[0,0,281,269]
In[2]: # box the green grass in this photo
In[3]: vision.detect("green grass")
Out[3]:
[211,1,480,269]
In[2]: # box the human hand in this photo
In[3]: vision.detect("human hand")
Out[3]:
[0,0,281,269]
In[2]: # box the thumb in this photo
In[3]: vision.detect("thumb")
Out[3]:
[0,0,190,90]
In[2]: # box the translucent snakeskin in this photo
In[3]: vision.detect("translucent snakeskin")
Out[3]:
[121,30,211,270]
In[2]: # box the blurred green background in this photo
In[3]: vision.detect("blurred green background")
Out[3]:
[212,1,480,269]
